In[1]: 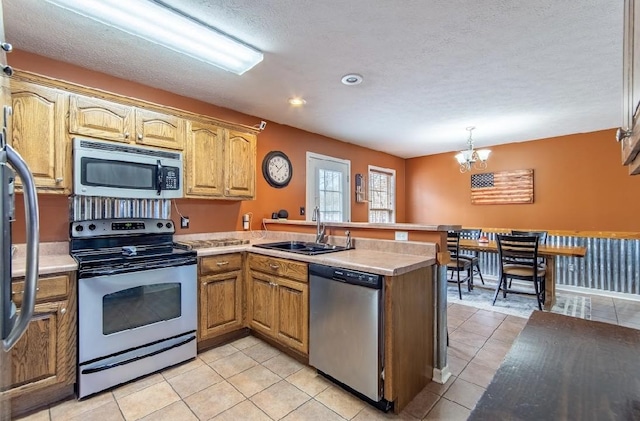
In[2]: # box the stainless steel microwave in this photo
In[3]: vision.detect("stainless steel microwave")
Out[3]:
[73,138,183,199]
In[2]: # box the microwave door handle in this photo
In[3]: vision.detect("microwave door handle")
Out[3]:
[3,145,39,351]
[156,160,162,196]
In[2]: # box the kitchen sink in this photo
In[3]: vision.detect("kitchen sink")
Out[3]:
[253,241,349,255]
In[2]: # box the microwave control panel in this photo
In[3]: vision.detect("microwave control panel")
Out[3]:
[163,167,180,190]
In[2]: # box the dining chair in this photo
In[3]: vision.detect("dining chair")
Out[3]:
[510,230,548,286]
[493,234,546,310]
[447,231,473,299]
[511,230,548,247]
[457,228,485,285]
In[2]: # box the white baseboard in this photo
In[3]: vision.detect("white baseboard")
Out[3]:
[432,366,452,384]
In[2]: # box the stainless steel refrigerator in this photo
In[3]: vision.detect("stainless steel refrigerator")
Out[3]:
[0,0,40,417]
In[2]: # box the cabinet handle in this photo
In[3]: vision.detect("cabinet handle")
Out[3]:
[60,308,66,315]
[55,177,63,183]
[269,282,278,287]
[124,132,130,139]
[137,133,143,140]
[12,287,39,295]
[216,261,229,266]
[2,65,13,77]
[268,263,279,269]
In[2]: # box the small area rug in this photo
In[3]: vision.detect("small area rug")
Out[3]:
[447,282,591,320]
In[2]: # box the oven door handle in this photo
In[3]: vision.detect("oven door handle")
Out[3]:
[81,334,196,374]
[156,160,163,196]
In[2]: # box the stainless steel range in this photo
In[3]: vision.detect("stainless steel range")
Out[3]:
[70,218,197,398]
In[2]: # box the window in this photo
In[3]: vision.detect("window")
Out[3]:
[368,165,395,223]
[306,152,351,222]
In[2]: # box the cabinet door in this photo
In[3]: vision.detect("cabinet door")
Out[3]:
[247,270,277,338]
[275,278,309,355]
[69,95,133,142]
[135,108,185,150]
[199,270,243,341]
[10,82,69,193]
[224,130,256,198]
[4,300,75,396]
[185,120,224,197]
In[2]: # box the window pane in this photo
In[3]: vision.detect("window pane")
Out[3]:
[319,168,343,222]
[369,168,394,223]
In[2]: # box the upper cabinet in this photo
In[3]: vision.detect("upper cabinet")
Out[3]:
[225,130,256,199]
[185,122,256,200]
[10,81,70,194]
[11,70,259,199]
[69,94,186,150]
[185,120,225,197]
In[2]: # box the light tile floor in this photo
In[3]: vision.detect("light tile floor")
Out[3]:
[16,293,640,421]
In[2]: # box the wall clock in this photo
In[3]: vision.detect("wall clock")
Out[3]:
[262,151,292,188]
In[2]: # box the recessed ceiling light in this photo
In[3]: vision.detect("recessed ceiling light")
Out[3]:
[288,97,306,106]
[341,73,363,85]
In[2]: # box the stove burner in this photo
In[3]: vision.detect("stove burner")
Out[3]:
[70,218,197,278]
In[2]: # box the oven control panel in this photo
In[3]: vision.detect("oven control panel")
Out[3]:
[71,218,175,238]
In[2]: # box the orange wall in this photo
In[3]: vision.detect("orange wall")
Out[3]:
[10,51,405,242]
[406,130,640,231]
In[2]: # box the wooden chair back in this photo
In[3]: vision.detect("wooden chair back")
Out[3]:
[511,230,548,244]
[496,234,540,268]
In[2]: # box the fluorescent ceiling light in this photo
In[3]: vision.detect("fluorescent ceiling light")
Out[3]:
[44,0,263,75]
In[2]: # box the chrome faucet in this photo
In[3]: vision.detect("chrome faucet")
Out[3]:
[313,206,326,243]
[345,230,352,249]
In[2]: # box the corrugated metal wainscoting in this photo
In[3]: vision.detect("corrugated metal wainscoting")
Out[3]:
[470,232,640,296]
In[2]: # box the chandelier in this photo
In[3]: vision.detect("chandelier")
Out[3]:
[454,126,491,173]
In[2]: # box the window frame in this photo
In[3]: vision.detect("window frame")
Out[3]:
[305,152,351,222]
[368,165,396,223]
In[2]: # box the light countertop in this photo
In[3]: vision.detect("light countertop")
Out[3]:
[11,232,437,278]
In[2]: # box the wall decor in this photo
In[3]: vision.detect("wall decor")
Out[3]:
[471,169,534,205]
[262,150,292,188]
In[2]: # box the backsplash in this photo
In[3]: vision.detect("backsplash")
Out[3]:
[69,196,171,221]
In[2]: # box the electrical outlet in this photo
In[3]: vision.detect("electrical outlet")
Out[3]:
[568,263,575,272]
[300,206,305,216]
[180,216,189,229]
[395,231,409,241]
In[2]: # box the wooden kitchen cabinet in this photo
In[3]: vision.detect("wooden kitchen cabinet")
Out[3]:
[3,273,76,417]
[198,254,244,342]
[185,122,256,200]
[247,254,308,355]
[224,130,256,199]
[185,120,225,197]
[69,94,186,150]
[10,80,70,193]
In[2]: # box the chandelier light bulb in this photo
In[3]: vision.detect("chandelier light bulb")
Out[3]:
[455,126,491,173]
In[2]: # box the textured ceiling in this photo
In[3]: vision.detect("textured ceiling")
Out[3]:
[4,0,624,158]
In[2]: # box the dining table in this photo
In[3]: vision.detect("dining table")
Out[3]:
[458,239,587,310]
[469,311,640,420]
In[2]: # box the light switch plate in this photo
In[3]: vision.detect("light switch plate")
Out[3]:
[395,231,408,241]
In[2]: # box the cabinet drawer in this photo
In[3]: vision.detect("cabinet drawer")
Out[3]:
[12,275,69,306]
[248,254,308,283]
[200,253,242,275]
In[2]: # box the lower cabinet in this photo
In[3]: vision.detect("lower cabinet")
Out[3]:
[2,273,76,414]
[198,254,243,341]
[247,254,309,355]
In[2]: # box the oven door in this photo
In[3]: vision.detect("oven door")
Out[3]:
[78,264,196,363]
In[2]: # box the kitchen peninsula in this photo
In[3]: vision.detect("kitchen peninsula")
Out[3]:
[8,230,441,415]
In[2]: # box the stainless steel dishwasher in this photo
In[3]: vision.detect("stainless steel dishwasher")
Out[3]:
[309,264,390,410]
